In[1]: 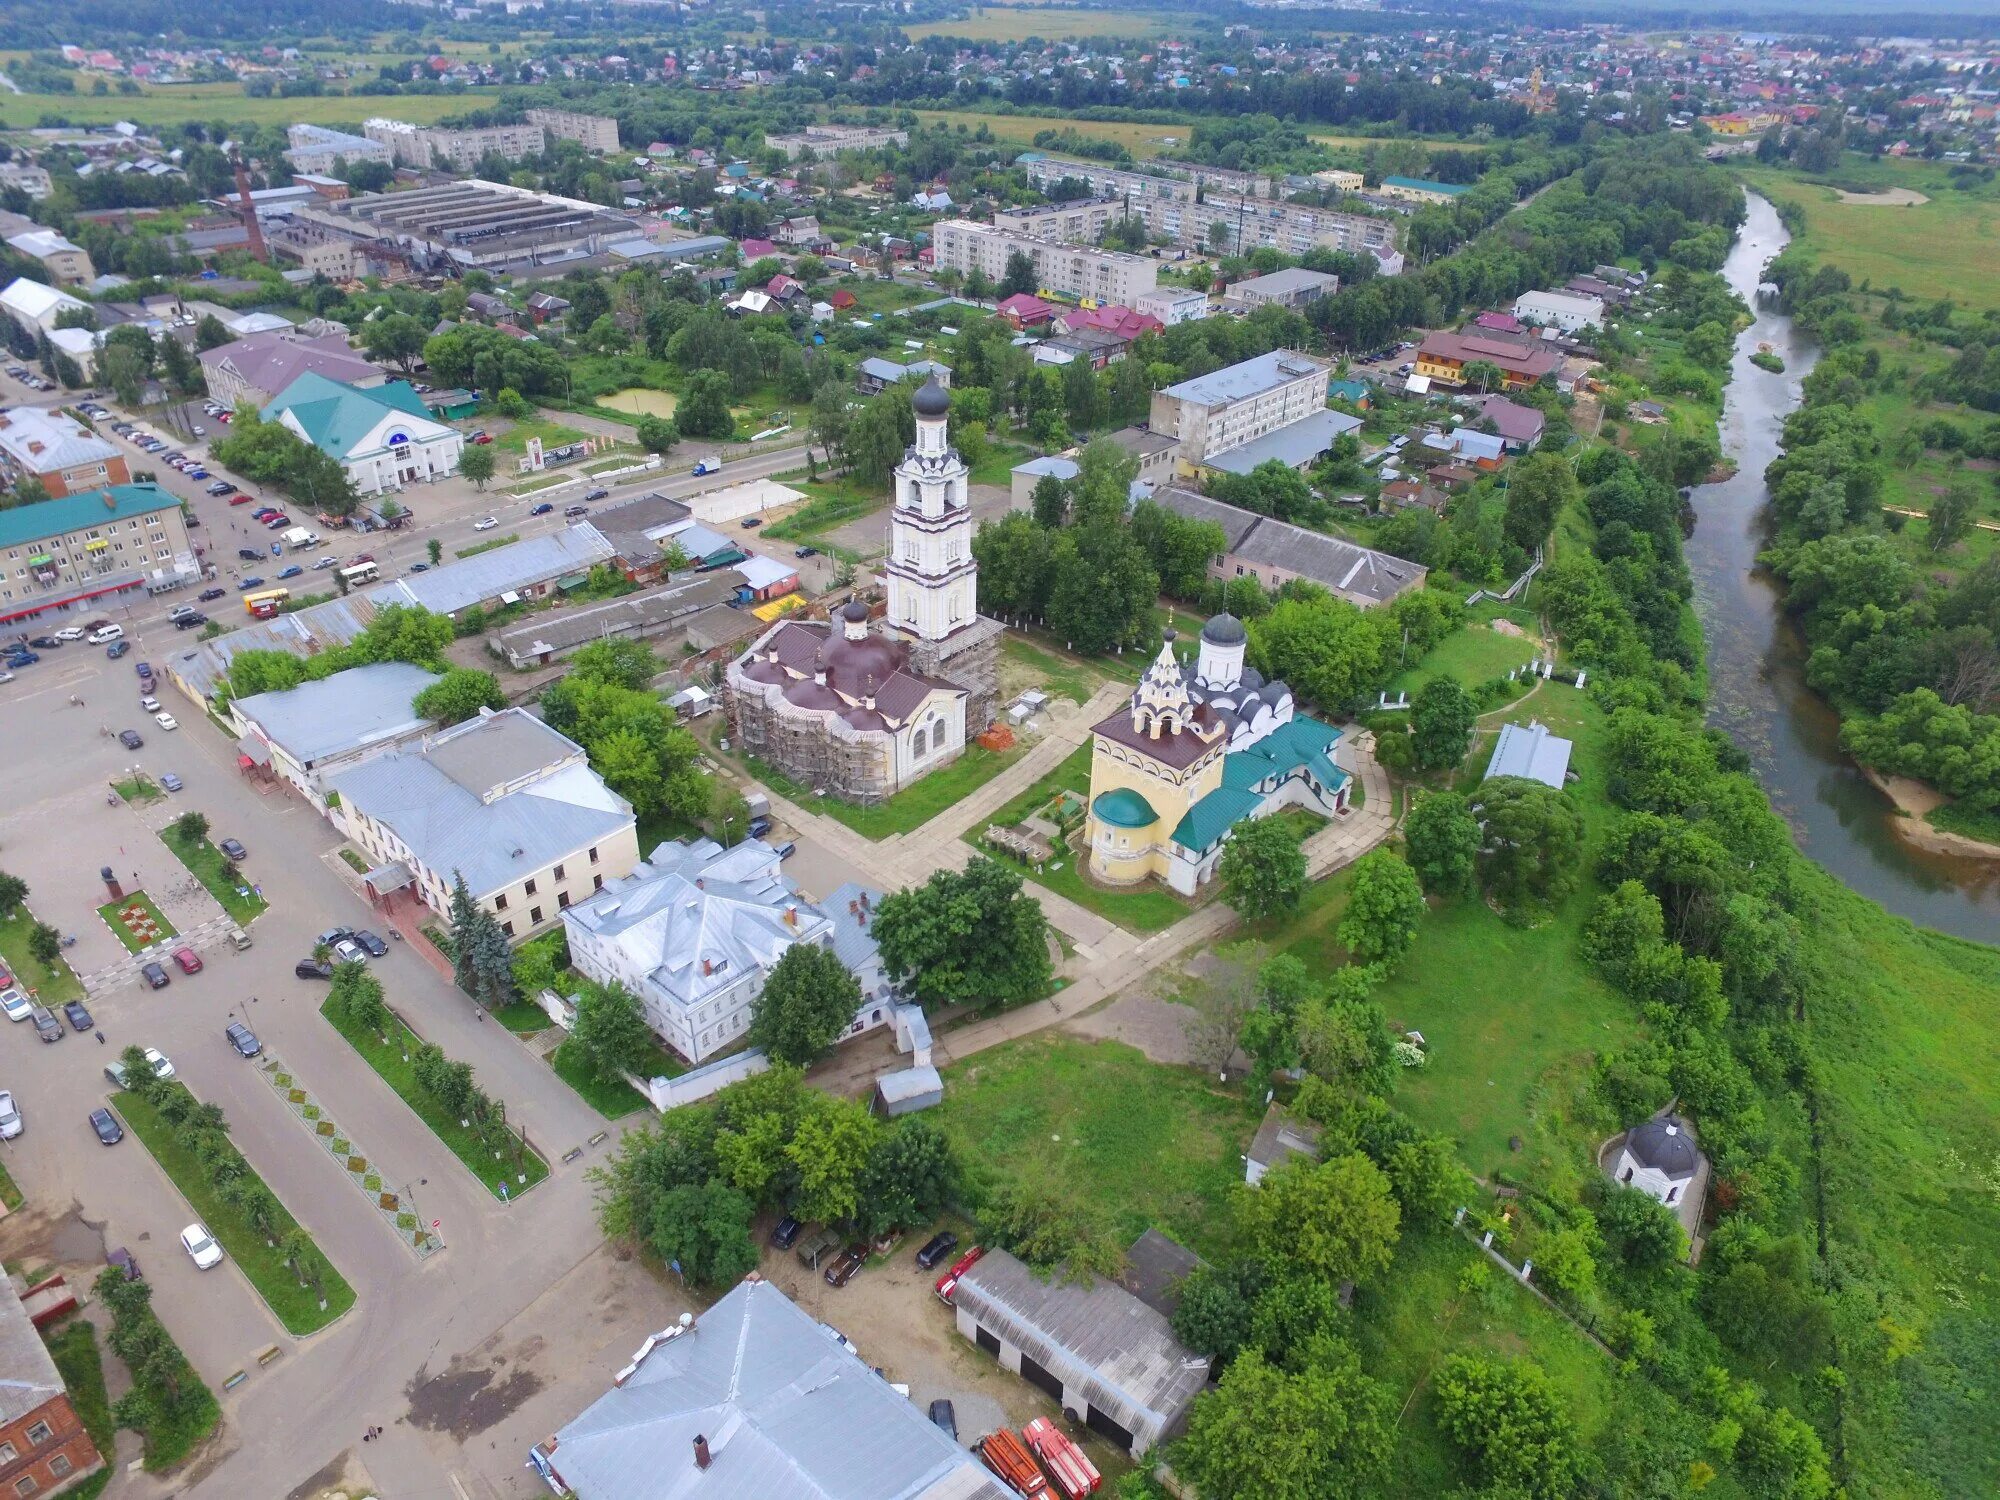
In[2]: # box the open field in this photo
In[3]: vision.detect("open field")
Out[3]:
[906,8,1193,43]
[0,89,478,131]
[910,109,1198,157]
[1735,160,2000,312]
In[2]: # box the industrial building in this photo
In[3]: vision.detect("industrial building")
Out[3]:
[289,180,638,272]
[928,220,1157,306]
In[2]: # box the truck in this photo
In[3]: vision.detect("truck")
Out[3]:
[976,1430,1049,1498]
[283,526,321,550]
[795,1228,841,1271]
[691,456,722,477]
[1023,1418,1101,1499]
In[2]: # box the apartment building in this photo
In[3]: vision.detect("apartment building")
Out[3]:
[763,123,910,160]
[994,198,1124,245]
[362,118,547,172]
[525,108,619,154]
[264,220,364,280]
[285,124,392,176]
[0,1275,102,1499]
[0,483,196,626]
[1149,349,1337,475]
[3,228,93,285]
[929,220,1157,305]
[1135,287,1211,325]
[0,407,127,497]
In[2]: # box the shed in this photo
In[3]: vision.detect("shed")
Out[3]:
[950,1247,1210,1455]
[1245,1102,1324,1186]
[872,1065,943,1117]
[1483,719,1573,789]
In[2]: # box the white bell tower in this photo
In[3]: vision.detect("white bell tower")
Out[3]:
[886,378,976,642]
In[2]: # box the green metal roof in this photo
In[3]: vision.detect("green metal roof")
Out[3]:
[0,482,181,552]
[1171,786,1262,853]
[1092,787,1159,829]
[264,371,435,460]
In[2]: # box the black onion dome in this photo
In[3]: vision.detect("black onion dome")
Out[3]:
[1201,612,1247,646]
[912,377,951,417]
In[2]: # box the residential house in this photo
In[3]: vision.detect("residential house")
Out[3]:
[1055,303,1163,343]
[1246,1103,1323,1185]
[995,291,1055,330]
[524,291,569,325]
[329,707,639,942]
[1414,331,1561,392]
[1468,394,1545,451]
[0,407,128,498]
[856,357,952,396]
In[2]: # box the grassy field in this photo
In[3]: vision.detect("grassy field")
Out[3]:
[42,1320,115,1500]
[1000,637,1105,706]
[159,825,269,926]
[1735,159,2000,313]
[113,1088,357,1336]
[493,415,589,455]
[1387,611,1547,699]
[910,109,1198,157]
[933,1035,1262,1259]
[96,892,176,955]
[0,88,478,130]
[0,907,83,1004]
[738,741,1026,841]
[548,1036,681,1118]
[906,8,1194,43]
[320,1000,550,1199]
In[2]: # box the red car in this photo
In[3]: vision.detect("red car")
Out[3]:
[469,431,493,444]
[171,947,203,975]
[934,1245,984,1304]
[229,492,254,506]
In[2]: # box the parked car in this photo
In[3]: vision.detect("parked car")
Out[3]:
[63,1001,92,1032]
[823,1245,867,1287]
[794,546,819,558]
[0,1092,21,1141]
[276,565,303,580]
[160,772,183,792]
[228,492,254,505]
[224,1021,262,1058]
[105,1048,174,1087]
[140,695,160,713]
[136,662,153,681]
[770,1215,803,1250]
[54,626,85,642]
[206,481,234,496]
[118,729,144,749]
[180,1223,224,1271]
[31,1007,62,1043]
[1,988,33,1022]
[563,505,588,519]
[89,1107,123,1146]
[295,958,334,981]
[795,1228,841,1271]
[740,516,763,528]
[28,636,61,650]
[154,711,179,731]
[355,930,388,957]
[772,840,797,860]
[140,961,170,990]
[915,1230,960,1270]
[237,546,262,561]
[927,1399,957,1442]
[218,838,247,860]
[312,556,339,570]
[171,947,202,974]
[316,926,355,948]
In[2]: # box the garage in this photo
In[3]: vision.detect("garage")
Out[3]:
[1085,1404,1136,1453]
[1020,1352,1065,1405]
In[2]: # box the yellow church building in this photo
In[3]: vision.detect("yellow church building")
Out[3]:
[1083,614,1353,896]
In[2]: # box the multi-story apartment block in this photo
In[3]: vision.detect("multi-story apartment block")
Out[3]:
[2,229,93,286]
[0,483,196,626]
[285,124,393,176]
[525,109,620,154]
[0,407,128,497]
[993,198,1125,245]
[1149,349,1334,472]
[929,221,1158,305]
[763,123,910,161]
[362,118,547,172]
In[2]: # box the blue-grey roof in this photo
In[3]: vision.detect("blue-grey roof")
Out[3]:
[675,522,740,562]
[1484,719,1572,789]
[235,661,440,766]
[859,356,907,381]
[368,524,614,616]
[1160,348,1326,408]
[1203,408,1361,475]
[169,593,381,702]
[551,1277,1009,1500]
[822,882,889,995]
[1012,455,1078,483]
[875,1065,942,1115]
[326,710,632,899]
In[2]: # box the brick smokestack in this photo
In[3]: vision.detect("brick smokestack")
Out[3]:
[232,149,268,263]
[693,1434,711,1470]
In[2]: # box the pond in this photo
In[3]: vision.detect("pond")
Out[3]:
[596,387,679,418]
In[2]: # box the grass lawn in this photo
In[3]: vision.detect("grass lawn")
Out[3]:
[999,637,1104,706]
[761,475,887,558]
[320,1000,550,1200]
[0,88,481,130]
[908,107,1196,151]
[0,1158,20,1211]
[113,774,165,804]
[983,742,1094,831]
[0,908,83,1004]
[967,440,1031,488]
[1387,614,1547,698]
[738,742,1027,841]
[493,999,555,1034]
[456,532,521,559]
[159,826,269,925]
[493,415,588,455]
[43,1319,114,1498]
[545,1036,684,1119]
[933,1035,1261,1259]
[95,892,176,955]
[112,1088,356,1336]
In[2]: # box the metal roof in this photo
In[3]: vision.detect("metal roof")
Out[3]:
[0,1277,66,1428]
[234,661,440,766]
[1202,407,1360,476]
[264,371,438,459]
[0,481,181,552]
[551,1277,1008,1500]
[1159,348,1325,409]
[491,570,741,660]
[170,593,380,702]
[951,1249,1209,1444]
[1483,719,1572,789]
[0,404,121,473]
[369,524,615,616]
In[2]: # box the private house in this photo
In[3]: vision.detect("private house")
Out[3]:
[524,291,570,325]
[328,707,639,942]
[1605,1115,1705,1210]
[535,1276,1008,1500]
[1414,426,1507,470]
[1483,719,1572,789]
[197,328,382,410]
[1034,324,1128,371]
[0,407,128,498]
[1414,331,1561,392]
[1246,1103,1323,1185]
[949,1246,1210,1455]
[0,1274,102,1498]
[1055,303,1163,343]
[855,356,952,397]
[996,292,1055,330]
[262,372,464,495]
[563,837,894,1065]
[1467,394,1545,451]
[231,661,441,809]
[1147,484,1427,608]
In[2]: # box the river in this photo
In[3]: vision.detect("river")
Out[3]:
[1685,190,2000,941]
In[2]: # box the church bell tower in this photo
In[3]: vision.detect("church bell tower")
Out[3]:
[885,378,975,642]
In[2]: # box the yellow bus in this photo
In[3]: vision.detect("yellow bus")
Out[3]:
[243,587,290,619]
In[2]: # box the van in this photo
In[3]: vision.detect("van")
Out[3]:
[87,624,124,644]
[227,927,252,952]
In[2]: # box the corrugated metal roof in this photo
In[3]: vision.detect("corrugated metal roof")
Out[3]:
[552,1277,1008,1500]
[368,524,614,615]
[1202,407,1361,476]
[0,481,179,552]
[235,661,440,765]
[1159,348,1325,409]
[1483,719,1572,789]
[265,371,436,459]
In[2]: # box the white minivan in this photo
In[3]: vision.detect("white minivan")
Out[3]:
[87,623,124,644]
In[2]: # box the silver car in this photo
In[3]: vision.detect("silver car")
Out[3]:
[0,1091,20,1140]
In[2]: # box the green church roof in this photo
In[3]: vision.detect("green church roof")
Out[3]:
[1171,786,1263,853]
[263,371,434,460]
[1092,787,1159,829]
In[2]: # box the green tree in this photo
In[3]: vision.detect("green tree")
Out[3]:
[570,980,656,1083]
[997,249,1039,299]
[749,944,863,1067]
[635,415,679,454]
[1581,880,1665,978]
[1171,1261,1260,1366]
[854,1117,959,1239]
[458,444,496,491]
[427,538,443,566]
[1432,1355,1584,1500]
[447,873,484,995]
[412,667,506,726]
[362,312,428,373]
[677,369,735,439]
[1927,481,1976,553]
[1175,1345,1392,1500]
[0,870,29,917]
[784,1094,880,1226]
[569,636,658,689]
[1471,777,1585,922]
[26,922,61,970]
[1503,451,1578,552]
[1402,789,1480,896]
[1250,595,1395,714]
[1220,816,1309,919]
[1245,1154,1401,1286]
[1030,472,1067,528]
[1598,1183,1686,1269]
[646,1179,759,1287]
[1337,848,1426,965]
[1410,677,1476,771]
[194,314,233,351]
[872,857,1052,1010]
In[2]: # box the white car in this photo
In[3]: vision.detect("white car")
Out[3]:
[472,515,499,531]
[180,1223,224,1271]
[155,712,178,731]
[54,626,85,641]
[0,1091,19,1141]
[140,694,161,712]
[1,988,32,1022]
[333,938,366,965]
[87,624,124,644]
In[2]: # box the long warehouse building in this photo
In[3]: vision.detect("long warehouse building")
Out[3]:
[289,180,637,272]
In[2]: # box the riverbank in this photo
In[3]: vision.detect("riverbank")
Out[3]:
[1860,765,2000,862]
